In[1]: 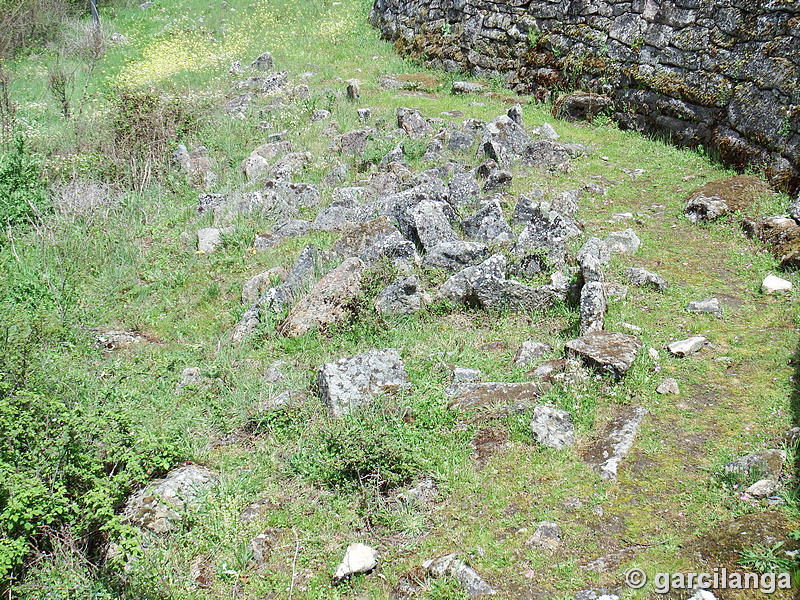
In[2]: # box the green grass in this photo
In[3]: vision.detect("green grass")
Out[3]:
[1,0,799,598]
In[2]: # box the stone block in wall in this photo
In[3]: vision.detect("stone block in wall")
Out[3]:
[727,84,790,152]
[609,13,645,46]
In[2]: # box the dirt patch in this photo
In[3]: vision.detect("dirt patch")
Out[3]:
[396,72,441,90]
[685,175,771,214]
[470,426,510,465]
[687,511,800,570]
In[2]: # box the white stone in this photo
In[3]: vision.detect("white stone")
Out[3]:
[744,478,778,499]
[656,378,679,395]
[762,274,792,294]
[667,336,707,357]
[333,543,377,581]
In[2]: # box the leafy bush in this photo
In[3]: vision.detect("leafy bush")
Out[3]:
[106,86,205,185]
[0,315,184,584]
[290,401,423,493]
[0,136,48,227]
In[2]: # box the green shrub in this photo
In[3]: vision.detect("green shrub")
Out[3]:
[290,401,423,493]
[0,135,48,227]
[0,315,184,584]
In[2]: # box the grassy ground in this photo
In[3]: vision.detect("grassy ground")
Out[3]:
[1,0,799,598]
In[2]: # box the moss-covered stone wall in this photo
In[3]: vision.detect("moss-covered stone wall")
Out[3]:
[370,0,800,193]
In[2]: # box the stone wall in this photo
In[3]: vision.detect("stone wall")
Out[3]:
[370,0,800,194]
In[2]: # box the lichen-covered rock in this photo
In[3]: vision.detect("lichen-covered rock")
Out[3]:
[375,276,423,316]
[408,199,458,250]
[397,107,433,138]
[423,240,488,272]
[626,267,667,291]
[513,341,553,367]
[514,203,579,269]
[123,465,216,533]
[437,254,507,303]
[462,198,513,244]
[530,405,575,449]
[604,228,640,255]
[423,554,496,596]
[686,297,722,318]
[232,245,321,342]
[332,217,416,266]
[565,331,642,377]
[579,281,607,334]
[447,381,545,411]
[280,257,365,337]
[317,348,411,417]
[724,449,785,481]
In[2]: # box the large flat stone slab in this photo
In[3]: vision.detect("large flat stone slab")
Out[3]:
[317,348,411,417]
[583,406,647,480]
[565,331,642,377]
[446,381,545,411]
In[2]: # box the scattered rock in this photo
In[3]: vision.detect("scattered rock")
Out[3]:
[197,227,227,254]
[375,276,424,316]
[333,543,378,582]
[744,478,779,499]
[409,199,458,250]
[583,406,647,480]
[317,348,411,417]
[463,198,513,244]
[604,228,640,254]
[530,405,575,449]
[762,274,792,294]
[513,341,553,367]
[686,297,723,318]
[175,367,203,393]
[346,79,361,101]
[667,336,707,357]
[242,267,284,304]
[438,254,506,304]
[565,332,642,377]
[551,189,580,218]
[123,465,216,533]
[626,267,667,291]
[579,281,607,334]
[95,329,150,351]
[526,521,562,551]
[724,449,785,481]
[656,378,680,395]
[397,107,433,138]
[423,554,496,596]
[423,240,488,272]
[532,122,559,140]
[452,366,481,383]
[281,257,365,337]
[482,168,512,192]
[250,51,274,71]
[521,139,571,172]
[232,244,321,342]
[449,130,475,153]
[452,81,486,94]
